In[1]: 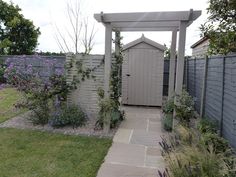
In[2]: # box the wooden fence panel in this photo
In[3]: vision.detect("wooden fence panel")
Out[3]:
[186,54,236,148]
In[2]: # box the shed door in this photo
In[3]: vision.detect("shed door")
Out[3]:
[122,48,163,106]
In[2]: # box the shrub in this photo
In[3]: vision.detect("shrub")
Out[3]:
[51,105,86,128]
[163,98,174,114]
[162,114,173,132]
[200,133,230,153]
[4,58,70,125]
[96,88,124,129]
[197,118,218,134]
[175,90,194,126]
[26,98,51,125]
[162,98,174,132]
[96,98,124,129]
[0,64,6,84]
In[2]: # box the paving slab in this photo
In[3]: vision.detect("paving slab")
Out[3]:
[97,106,166,177]
[120,118,147,130]
[148,121,163,133]
[97,163,157,177]
[145,155,165,169]
[130,130,162,146]
[113,128,133,144]
[105,142,145,166]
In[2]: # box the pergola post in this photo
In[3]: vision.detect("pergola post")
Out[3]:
[175,21,187,96]
[104,23,112,133]
[168,29,177,99]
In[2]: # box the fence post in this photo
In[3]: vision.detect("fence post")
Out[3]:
[220,56,226,137]
[194,57,197,98]
[200,55,208,118]
[184,58,188,90]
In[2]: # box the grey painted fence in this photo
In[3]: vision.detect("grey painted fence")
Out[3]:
[185,54,236,148]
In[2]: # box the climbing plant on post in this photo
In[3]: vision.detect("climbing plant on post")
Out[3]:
[96,31,125,132]
[65,53,104,105]
[110,31,123,109]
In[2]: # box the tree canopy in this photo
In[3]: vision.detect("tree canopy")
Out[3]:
[200,0,236,55]
[0,0,40,55]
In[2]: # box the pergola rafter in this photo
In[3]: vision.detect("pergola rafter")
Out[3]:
[94,9,201,133]
[94,10,201,31]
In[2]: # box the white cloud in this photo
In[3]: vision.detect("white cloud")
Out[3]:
[8,0,209,55]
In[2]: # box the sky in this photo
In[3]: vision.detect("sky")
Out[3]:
[7,0,209,55]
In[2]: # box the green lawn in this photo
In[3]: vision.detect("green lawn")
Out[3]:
[0,87,26,123]
[0,128,112,177]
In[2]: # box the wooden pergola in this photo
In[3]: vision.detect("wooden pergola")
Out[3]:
[94,10,201,131]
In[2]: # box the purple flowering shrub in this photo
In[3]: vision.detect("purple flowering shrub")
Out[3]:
[4,56,70,125]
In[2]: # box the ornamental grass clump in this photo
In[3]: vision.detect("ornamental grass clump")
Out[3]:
[158,123,236,177]
[159,131,231,177]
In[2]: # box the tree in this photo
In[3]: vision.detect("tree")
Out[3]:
[200,0,236,55]
[0,0,40,55]
[54,0,96,54]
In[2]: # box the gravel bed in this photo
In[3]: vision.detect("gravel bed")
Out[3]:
[0,112,117,138]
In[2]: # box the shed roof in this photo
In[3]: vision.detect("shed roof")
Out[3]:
[191,36,208,48]
[123,35,167,51]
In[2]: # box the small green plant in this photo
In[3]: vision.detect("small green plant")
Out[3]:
[51,105,86,128]
[163,98,174,114]
[200,133,230,153]
[198,118,230,153]
[197,118,218,134]
[175,90,194,126]
[96,88,124,129]
[162,114,173,132]
[0,63,6,83]
[96,97,124,129]
[162,98,174,132]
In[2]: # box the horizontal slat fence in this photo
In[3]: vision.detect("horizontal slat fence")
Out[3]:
[66,54,105,120]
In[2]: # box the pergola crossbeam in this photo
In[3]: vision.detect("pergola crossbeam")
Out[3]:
[115,27,178,32]
[94,10,201,23]
[111,21,180,28]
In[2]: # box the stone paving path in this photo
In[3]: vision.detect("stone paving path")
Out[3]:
[97,106,166,177]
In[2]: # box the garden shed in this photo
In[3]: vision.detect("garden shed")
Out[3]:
[122,35,167,106]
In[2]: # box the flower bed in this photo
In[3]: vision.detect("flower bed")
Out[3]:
[158,91,236,177]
